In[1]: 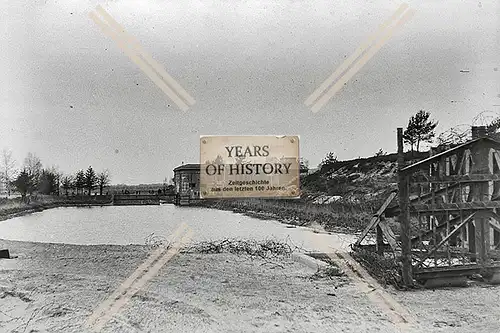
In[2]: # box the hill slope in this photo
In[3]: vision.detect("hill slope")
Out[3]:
[301,151,429,204]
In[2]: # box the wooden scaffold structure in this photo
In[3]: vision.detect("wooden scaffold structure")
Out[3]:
[354,126,500,287]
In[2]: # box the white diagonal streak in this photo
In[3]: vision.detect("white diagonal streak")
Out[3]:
[311,8,415,113]
[85,222,190,331]
[95,5,195,107]
[91,228,193,331]
[306,228,416,330]
[305,3,410,107]
[89,9,192,111]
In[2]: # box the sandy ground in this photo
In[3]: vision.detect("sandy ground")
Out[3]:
[0,239,499,333]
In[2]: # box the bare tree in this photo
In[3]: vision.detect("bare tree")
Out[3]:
[97,169,111,195]
[1,149,17,197]
[23,152,43,193]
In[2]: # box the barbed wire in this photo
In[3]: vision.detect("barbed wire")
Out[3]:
[471,110,500,126]
[436,124,472,145]
[436,111,500,146]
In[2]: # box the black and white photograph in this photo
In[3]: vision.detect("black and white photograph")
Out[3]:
[1,0,500,332]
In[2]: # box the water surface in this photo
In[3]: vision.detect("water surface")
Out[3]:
[0,205,355,251]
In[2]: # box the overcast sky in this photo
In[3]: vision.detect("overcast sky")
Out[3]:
[1,0,499,184]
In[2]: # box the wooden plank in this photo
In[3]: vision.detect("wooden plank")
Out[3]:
[415,262,500,274]
[457,149,468,176]
[354,191,397,246]
[354,243,393,252]
[379,218,398,251]
[376,225,384,255]
[411,174,500,183]
[493,151,500,171]
[469,219,476,261]
[415,267,482,280]
[385,183,461,216]
[489,218,500,233]
[412,201,500,212]
[452,150,464,175]
[404,138,500,175]
[411,215,462,244]
[354,216,380,246]
[475,211,490,264]
[397,128,412,286]
[449,187,458,203]
[400,138,479,174]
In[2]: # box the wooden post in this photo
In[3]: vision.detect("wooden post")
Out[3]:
[468,221,476,261]
[469,137,490,265]
[397,128,413,286]
[376,224,384,256]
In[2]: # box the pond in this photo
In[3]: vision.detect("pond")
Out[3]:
[0,205,356,251]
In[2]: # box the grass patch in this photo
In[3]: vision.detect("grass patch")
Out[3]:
[193,197,378,233]
[310,265,345,280]
[350,248,404,289]
[0,194,112,221]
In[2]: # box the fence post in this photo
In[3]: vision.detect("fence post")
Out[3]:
[397,128,413,286]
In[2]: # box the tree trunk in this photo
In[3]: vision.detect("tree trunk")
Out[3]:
[99,185,103,195]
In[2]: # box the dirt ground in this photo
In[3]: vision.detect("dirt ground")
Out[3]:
[0,239,499,333]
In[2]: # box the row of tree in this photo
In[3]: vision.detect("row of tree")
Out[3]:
[59,167,111,196]
[0,151,111,199]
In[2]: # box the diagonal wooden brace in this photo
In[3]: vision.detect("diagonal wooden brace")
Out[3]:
[415,212,475,268]
[355,191,398,246]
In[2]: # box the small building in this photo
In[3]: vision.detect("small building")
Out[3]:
[173,163,201,205]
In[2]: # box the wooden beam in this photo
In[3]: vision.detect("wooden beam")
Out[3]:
[379,217,398,251]
[412,201,500,212]
[354,191,397,246]
[457,149,468,176]
[410,174,500,183]
[493,151,500,171]
[488,216,500,233]
[401,138,479,174]
[402,137,500,175]
[452,150,465,175]
[376,225,384,255]
[410,215,462,245]
[469,219,476,260]
[415,213,476,268]
[398,128,412,286]
[385,183,461,216]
